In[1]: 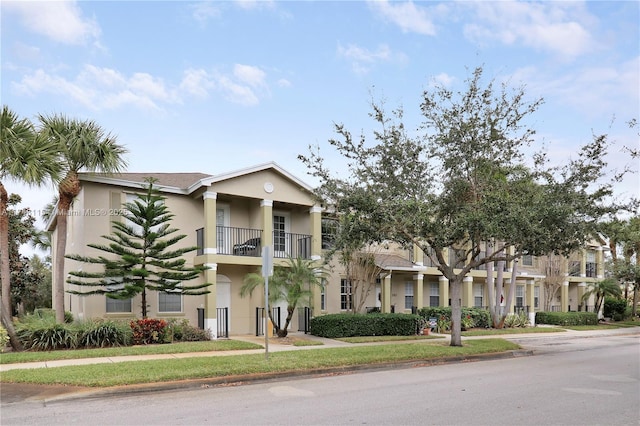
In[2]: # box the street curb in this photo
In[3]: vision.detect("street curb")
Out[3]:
[39,349,534,402]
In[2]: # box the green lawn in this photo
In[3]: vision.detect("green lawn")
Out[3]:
[338,335,443,343]
[0,339,520,387]
[562,321,640,331]
[461,327,566,336]
[0,340,262,365]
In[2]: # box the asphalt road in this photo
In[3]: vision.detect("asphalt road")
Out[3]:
[1,332,638,425]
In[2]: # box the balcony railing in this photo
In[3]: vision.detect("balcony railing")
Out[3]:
[568,261,581,277]
[273,231,312,259]
[196,226,312,259]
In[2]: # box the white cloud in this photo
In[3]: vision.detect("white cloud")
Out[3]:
[233,64,267,88]
[337,43,405,74]
[11,62,276,110]
[216,75,260,106]
[277,78,292,88]
[368,0,436,36]
[190,1,221,25]
[431,73,455,87]
[464,2,596,59]
[3,0,101,45]
[235,0,276,11]
[180,68,217,98]
[128,73,173,102]
[510,57,639,120]
[13,65,174,111]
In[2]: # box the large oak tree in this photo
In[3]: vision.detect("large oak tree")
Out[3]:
[301,67,623,346]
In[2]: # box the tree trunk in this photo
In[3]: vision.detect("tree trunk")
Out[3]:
[141,286,147,319]
[278,306,295,338]
[494,260,505,328]
[632,282,639,318]
[1,182,11,317]
[486,243,497,327]
[54,172,81,323]
[268,310,284,337]
[501,259,519,325]
[54,195,70,323]
[0,295,23,351]
[449,278,462,346]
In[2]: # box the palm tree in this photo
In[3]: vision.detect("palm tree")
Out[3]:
[241,256,327,337]
[38,114,128,323]
[581,278,623,316]
[1,106,60,350]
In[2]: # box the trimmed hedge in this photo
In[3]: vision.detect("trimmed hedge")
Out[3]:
[418,307,492,329]
[310,313,422,338]
[535,311,598,326]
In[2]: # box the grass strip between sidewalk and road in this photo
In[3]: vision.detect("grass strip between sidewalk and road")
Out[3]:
[0,340,263,365]
[0,339,519,387]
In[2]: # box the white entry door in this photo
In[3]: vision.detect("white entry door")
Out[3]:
[273,212,290,257]
[216,278,231,331]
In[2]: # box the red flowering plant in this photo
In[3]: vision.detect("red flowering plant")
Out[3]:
[130,319,168,345]
[461,314,474,331]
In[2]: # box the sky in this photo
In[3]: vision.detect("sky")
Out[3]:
[1,0,639,255]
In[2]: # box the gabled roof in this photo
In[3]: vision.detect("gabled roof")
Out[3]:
[46,162,316,231]
[374,253,427,272]
[78,161,315,195]
[80,172,213,193]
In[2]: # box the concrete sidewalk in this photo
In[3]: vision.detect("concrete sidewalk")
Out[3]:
[0,332,355,372]
[1,326,638,403]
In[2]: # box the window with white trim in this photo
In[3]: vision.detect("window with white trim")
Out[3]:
[429,282,439,307]
[159,291,182,313]
[516,285,525,307]
[105,280,131,313]
[534,286,540,309]
[106,297,131,313]
[404,282,414,309]
[473,283,483,308]
[340,279,352,310]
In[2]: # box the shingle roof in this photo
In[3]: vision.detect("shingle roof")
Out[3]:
[374,253,423,270]
[80,172,212,190]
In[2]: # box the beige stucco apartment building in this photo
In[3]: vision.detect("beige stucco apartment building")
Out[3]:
[49,162,606,338]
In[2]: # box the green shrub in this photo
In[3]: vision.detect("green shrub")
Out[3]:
[418,307,491,329]
[166,318,211,342]
[77,320,131,348]
[15,315,77,351]
[130,319,168,345]
[310,313,421,338]
[0,324,8,352]
[436,315,451,333]
[603,297,628,320]
[30,308,74,323]
[504,312,530,328]
[536,311,598,326]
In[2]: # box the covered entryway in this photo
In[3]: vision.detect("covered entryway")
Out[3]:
[216,275,231,338]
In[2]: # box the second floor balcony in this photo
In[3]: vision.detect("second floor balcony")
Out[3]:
[569,261,598,278]
[197,226,312,259]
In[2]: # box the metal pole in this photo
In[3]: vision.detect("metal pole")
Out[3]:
[264,274,269,360]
